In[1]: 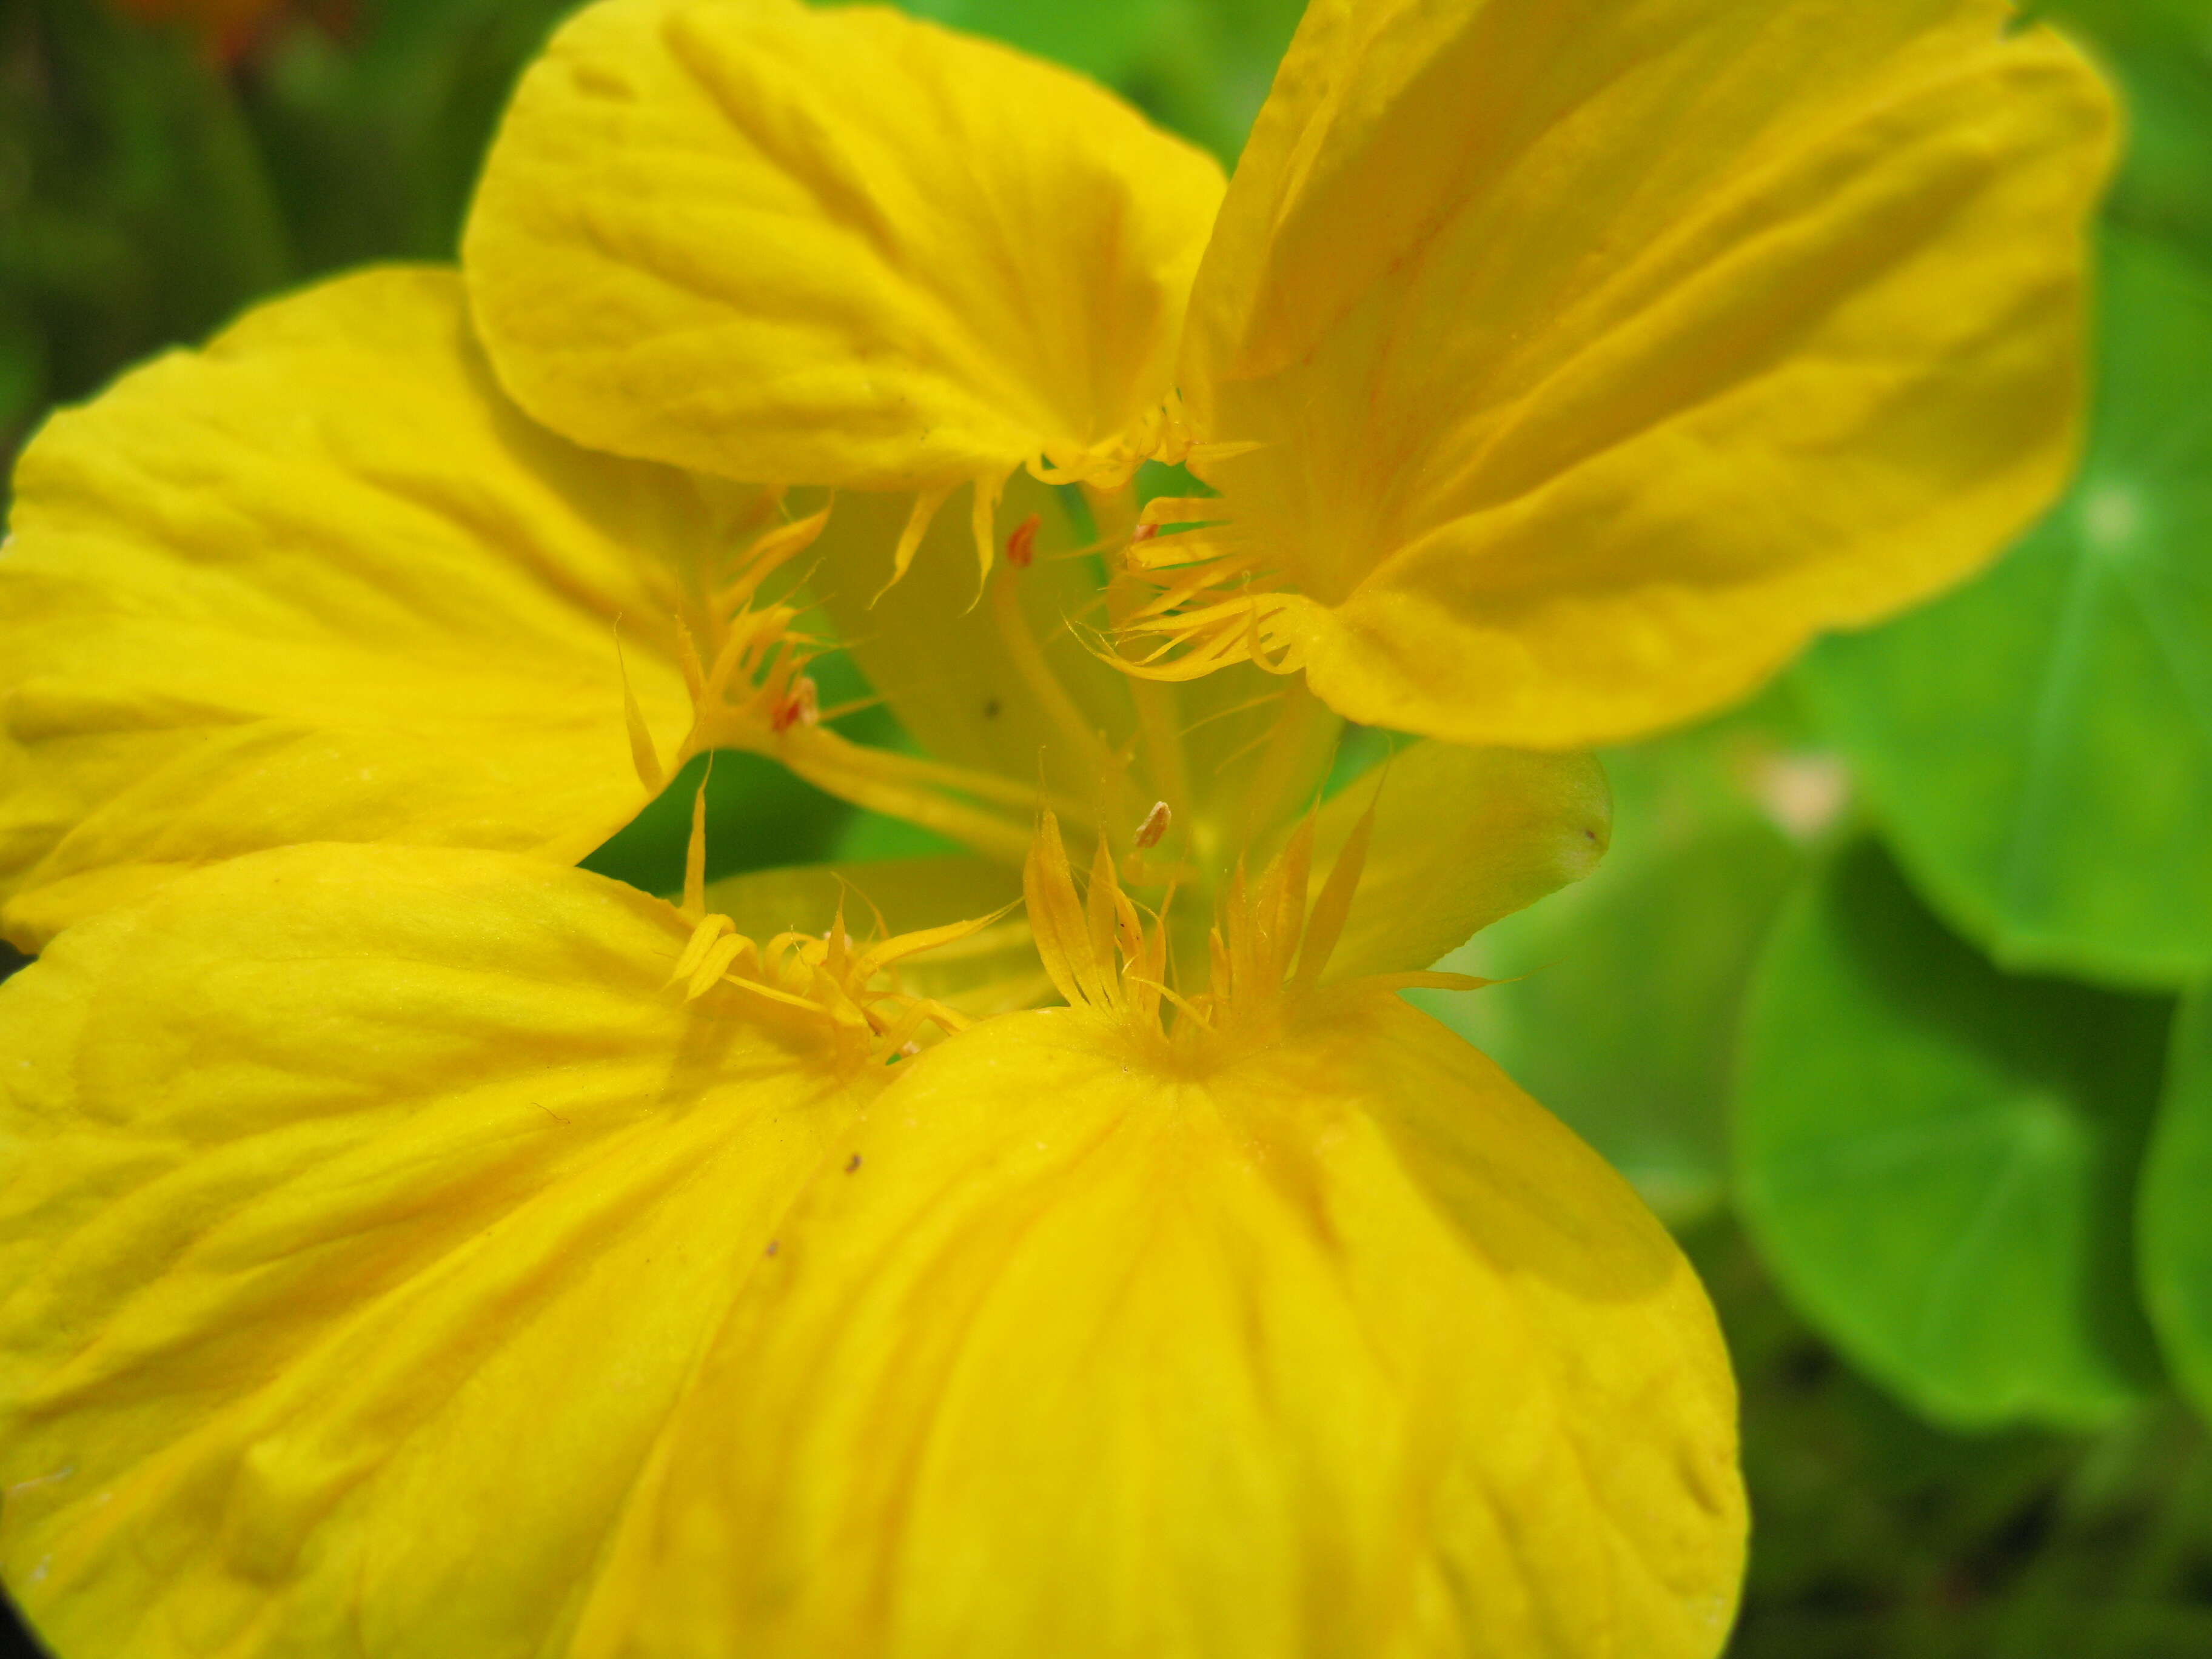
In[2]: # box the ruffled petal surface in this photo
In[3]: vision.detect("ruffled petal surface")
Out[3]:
[0,266,730,948]
[572,993,1746,1658]
[1178,0,2114,746]
[466,0,1225,493]
[0,845,877,1659]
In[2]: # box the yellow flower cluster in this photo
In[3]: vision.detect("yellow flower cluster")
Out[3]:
[0,2,2111,1655]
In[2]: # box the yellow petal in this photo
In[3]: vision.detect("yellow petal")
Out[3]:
[0,844,882,1659]
[465,0,1225,497]
[1168,0,2114,746]
[0,266,745,948]
[572,991,1744,1658]
[1315,742,1612,980]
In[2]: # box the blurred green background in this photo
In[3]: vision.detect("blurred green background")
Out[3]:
[8,0,2212,1652]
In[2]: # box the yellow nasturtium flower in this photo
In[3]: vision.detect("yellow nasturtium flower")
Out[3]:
[465,0,2114,748]
[0,0,2114,1653]
[0,263,1744,1656]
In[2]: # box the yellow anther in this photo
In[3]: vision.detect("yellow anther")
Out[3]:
[1019,788,1409,1044]
[685,931,751,1002]
[669,886,1000,1066]
[668,914,735,987]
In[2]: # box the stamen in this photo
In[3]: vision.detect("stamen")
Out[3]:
[669,882,1009,1065]
[1023,811,1118,1013]
[1016,780,1437,1045]
[1136,495,1224,531]
[769,675,820,734]
[668,914,735,987]
[875,481,957,605]
[1024,392,1204,493]
[1126,677,1193,852]
[1133,801,1171,850]
[772,734,1054,865]
[682,759,712,920]
[721,506,829,610]
[614,619,665,794]
[969,472,1007,594]
[674,617,708,705]
[1106,509,1307,683]
[674,510,839,760]
[988,567,1130,823]
[686,931,751,1001]
[1233,691,1335,857]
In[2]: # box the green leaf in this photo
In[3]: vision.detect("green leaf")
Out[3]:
[2136,988,2212,1425]
[2100,32,2212,272]
[891,0,1305,161]
[1415,706,1815,1225]
[580,748,854,899]
[895,0,1184,84]
[1796,230,2212,989]
[0,304,46,502]
[1735,837,2170,1430]
[2042,2,2212,269]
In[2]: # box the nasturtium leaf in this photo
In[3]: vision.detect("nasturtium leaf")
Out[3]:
[890,0,1307,161]
[1795,230,2212,989]
[2136,988,2212,1424]
[2041,1,2212,270]
[895,0,1181,86]
[2096,26,2212,270]
[1416,709,1814,1225]
[1735,837,2169,1430]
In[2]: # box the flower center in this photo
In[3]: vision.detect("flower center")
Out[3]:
[1021,800,1368,1053]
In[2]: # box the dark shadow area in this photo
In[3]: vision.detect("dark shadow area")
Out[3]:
[1699,1215,2212,1659]
[0,1592,47,1659]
